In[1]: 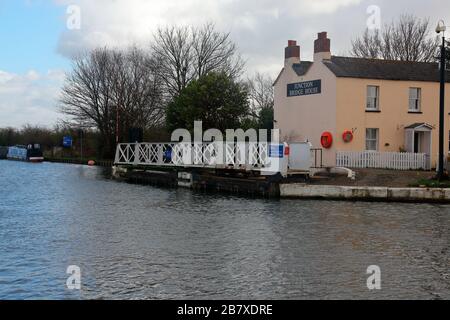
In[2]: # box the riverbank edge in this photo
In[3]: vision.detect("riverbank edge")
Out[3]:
[280,183,450,203]
[45,158,113,167]
[111,165,450,202]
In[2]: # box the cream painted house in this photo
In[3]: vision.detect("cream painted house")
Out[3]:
[274,32,450,169]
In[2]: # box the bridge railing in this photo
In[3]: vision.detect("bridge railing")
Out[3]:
[114,142,271,170]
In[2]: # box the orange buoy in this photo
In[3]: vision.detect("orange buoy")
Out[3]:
[321,132,333,149]
[342,130,354,143]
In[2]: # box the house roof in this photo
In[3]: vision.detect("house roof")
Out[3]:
[405,123,434,130]
[292,62,313,76]
[323,56,450,83]
[274,55,450,87]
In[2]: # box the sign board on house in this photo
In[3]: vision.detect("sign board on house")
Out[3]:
[287,80,321,97]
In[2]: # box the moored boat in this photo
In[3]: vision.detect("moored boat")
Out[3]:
[7,144,44,163]
[0,146,8,159]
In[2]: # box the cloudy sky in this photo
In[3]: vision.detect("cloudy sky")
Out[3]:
[0,0,449,127]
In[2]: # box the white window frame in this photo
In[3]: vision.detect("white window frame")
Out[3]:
[409,88,421,112]
[365,128,379,151]
[366,86,380,111]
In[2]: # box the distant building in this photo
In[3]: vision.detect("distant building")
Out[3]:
[274,32,450,169]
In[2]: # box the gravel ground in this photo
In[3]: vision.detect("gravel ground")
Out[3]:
[310,168,436,188]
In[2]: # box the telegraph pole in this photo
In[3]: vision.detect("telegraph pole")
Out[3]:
[436,20,448,180]
[116,105,120,145]
[79,128,83,163]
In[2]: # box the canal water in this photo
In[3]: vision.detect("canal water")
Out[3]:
[0,160,449,300]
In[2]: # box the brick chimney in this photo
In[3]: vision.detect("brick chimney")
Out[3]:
[314,32,331,61]
[285,40,300,67]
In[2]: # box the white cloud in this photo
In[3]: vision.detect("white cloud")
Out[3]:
[0,69,64,128]
[301,0,362,14]
[54,0,365,62]
[2,0,449,127]
[50,0,374,84]
[0,71,14,84]
[26,70,40,81]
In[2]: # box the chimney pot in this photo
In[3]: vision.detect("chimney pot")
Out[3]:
[314,32,331,54]
[285,40,300,61]
[318,32,327,39]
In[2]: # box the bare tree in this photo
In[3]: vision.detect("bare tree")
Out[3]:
[153,22,244,99]
[191,22,244,79]
[351,29,383,59]
[60,48,114,155]
[60,47,164,157]
[109,47,165,134]
[246,72,274,131]
[128,49,166,129]
[351,15,439,62]
[152,26,193,98]
[247,72,274,118]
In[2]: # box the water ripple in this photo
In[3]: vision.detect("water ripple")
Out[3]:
[0,160,450,299]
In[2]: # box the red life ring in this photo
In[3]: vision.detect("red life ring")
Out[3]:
[321,132,333,149]
[342,130,354,143]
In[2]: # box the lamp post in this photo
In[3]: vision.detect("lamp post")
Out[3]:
[436,20,448,180]
[115,104,124,146]
[78,125,87,164]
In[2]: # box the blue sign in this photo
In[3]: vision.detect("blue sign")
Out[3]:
[164,149,172,162]
[287,80,321,97]
[269,145,284,158]
[63,136,73,148]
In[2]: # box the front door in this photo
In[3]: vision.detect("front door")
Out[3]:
[414,131,432,169]
[414,132,421,153]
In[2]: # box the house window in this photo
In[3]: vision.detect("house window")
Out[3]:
[366,128,379,151]
[366,86,380,111]
[409,88,421,112]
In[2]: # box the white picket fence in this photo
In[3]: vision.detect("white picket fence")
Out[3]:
[336,151,429,170]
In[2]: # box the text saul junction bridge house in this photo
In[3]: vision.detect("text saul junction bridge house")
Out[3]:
[274,32,450,170]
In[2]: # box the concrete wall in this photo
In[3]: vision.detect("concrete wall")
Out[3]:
[281,184,450,202]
